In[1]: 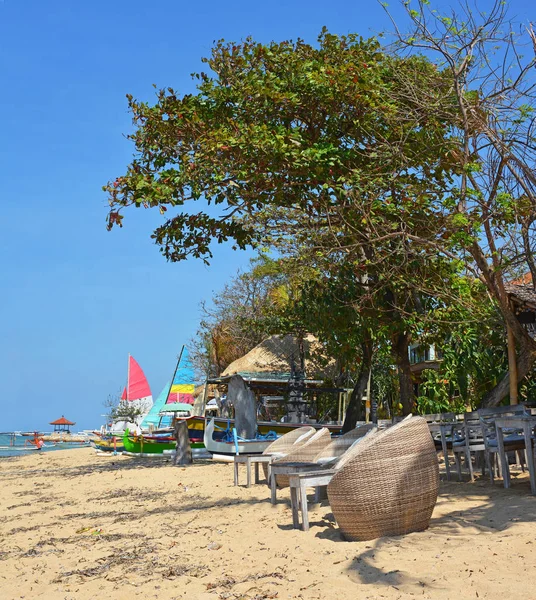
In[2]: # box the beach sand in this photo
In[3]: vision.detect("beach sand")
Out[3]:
[1,448,536,600]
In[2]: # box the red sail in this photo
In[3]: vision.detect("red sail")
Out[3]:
[121,386,127,400]
[126,356,152,401]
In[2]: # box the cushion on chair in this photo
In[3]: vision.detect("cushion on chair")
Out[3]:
[486,435,526,447]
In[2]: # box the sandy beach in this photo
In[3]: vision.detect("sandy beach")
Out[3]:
[1,449,536,600]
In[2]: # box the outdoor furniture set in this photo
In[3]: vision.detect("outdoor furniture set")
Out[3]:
[232,416,440,541]
[423,404,536,494]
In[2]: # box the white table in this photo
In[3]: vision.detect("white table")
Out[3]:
[233,454,273,488]
[288,469,336,531]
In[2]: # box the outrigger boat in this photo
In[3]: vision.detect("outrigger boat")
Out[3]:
[203,418,279,457]
[122,429,206,455]
[187,415,343,448]
[92,434,125,453]
[122,347,199,456]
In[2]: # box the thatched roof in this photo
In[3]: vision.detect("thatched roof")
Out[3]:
[505,283,536,309]
[221,334,338,380]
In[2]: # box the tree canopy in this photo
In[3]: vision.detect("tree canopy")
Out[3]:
[105,1,536,410]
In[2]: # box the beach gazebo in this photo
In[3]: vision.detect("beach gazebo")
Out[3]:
[49,416,75,433]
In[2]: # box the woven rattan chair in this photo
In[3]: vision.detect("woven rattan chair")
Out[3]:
[311,424,376,467]
[262,426,316,458]
[286,426,379,529]
[327,416,439,541]
[275,424,378,503]
[270,428,331,489]
[260,426,316,481]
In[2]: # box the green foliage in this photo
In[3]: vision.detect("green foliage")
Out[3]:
[415,369,455,415]
[371,345,400,417]
[414,279,510,411]
[105,4,536,409]
[107,400,146,425]
[105,30,456,268]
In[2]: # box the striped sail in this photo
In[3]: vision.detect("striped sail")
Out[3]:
[140,382,171,429]
[166,346,195,405]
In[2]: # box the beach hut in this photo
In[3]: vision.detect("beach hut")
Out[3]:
[49,416,75,433]
[505,279,536,404]
[206,334,347,423]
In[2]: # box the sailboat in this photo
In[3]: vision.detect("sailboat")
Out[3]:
[93,355,153,453]
[123,347,201,455]
[139,382,173,431]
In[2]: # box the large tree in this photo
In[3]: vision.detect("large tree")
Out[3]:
[107,5,536,407]
[105,31,457,417]
[379,0,536,405]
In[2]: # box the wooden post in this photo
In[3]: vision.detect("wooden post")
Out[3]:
[507,324,518,405]
[173,419,192,466]
[365,368,372,423]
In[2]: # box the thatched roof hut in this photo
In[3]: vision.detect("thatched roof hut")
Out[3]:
[221,333,338,381]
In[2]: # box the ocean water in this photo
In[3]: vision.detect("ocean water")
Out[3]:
[0,433,89,458]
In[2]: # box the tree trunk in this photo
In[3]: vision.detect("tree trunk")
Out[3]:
[342,340,373,432]
[173,420,192,465]
[482,343,535,407]
[393,331,414,416]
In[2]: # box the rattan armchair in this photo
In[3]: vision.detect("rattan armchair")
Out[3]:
[262,426,316,458]
[310,423,376,467]
[270,427,331,488]
[327,416,439,541]
[260,426,316,482]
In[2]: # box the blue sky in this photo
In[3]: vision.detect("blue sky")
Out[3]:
[0,0,531,431]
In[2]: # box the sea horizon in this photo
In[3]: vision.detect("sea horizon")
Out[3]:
[0,432,91,458]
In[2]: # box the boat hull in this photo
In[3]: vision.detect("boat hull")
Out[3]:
[186,415,342,446]
[203,418,277,456]
[123,431,204,454]
[92,438,125,452]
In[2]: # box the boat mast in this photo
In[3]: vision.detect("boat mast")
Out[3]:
[167,345,185,403]
[127,353,131,401]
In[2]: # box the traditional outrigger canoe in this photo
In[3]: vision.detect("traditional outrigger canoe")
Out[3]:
[92,435,125,453]
[122,429,205,454]
[186,415,342,447]
[203,418,278,456]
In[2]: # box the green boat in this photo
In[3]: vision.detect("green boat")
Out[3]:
[122,429,205,455]
[92,436,125,453]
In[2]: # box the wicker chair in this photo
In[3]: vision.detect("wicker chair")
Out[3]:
[270,428,331,488]
[260,426,316,481]
[327,416,439,541]
[311,424,376,467]
[262,426,316,458]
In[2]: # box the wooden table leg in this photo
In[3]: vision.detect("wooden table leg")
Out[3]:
[523,422,536,495]
[246,457,252,488]
[496,425,510,488]
[314,485,328,502]
[300,480,310,531]
[289,481,300,529]
[234,459,239,486]
[266,460,272,486]
[270,470,277,504]
[441,425,451,481]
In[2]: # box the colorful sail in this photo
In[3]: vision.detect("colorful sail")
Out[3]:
[140,382,172,429]
[126,355,152,401]
[112,355,153,433]
[166,346,195,405]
